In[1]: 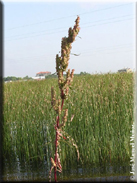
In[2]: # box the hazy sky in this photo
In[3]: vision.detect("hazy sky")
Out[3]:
[4,1,135,77]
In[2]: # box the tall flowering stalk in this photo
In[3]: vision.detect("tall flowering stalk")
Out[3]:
[50,16,80,182]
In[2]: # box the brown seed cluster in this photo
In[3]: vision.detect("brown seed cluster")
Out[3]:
[55,16,80,99]
[58,109,68,129]
[51,16,80,116]
[51,86,61,115]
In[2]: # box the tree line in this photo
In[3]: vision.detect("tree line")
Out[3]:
[4,72,90,81]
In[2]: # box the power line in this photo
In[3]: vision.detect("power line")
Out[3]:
[6,43,133,57]
[5,14,134,40]
[5,26,66,39]
[6,2,132,31]
[5,43,134,63]
[81,43,134,53]
[5,29,67,41]
[80,48,135,57]
[6,48,134,66]
[5,16,134,42]
[82,17,134,29]
[81,14,134,26]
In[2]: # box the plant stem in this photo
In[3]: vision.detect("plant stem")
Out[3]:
[51,16,80,182]
[54,130,58,182]
[54,90,64,182]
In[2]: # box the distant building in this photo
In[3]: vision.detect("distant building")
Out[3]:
[32,71,51,80]
[32,76,45,80]
[118,68,132,73]
[36,71,51,77]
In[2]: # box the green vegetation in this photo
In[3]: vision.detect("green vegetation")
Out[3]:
[79,71,90,75]
[4,75,32,82]
[3,72,134,170]
[4,76,22,82]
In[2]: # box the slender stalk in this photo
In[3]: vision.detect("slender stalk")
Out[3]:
[54,90,64,182]
[54,130,58,182]
[50,16,80,182]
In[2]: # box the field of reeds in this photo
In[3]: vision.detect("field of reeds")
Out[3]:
[3,72,134,170]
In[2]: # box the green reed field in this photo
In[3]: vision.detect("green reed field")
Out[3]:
[3,72,134,169]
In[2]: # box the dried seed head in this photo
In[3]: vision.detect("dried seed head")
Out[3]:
[65,86,69,96]
[70,114,74,122]
[70,69,74,80]
[58,109,68,129]
[63,109,68,123]
[66,69,70,82]
[51,157,56,167]
[58,99,61,115]
[56,54,61,76]
[55,16,79,92]
[51,87,61,115]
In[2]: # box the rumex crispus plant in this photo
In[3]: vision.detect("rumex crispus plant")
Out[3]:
[49,16,80,182]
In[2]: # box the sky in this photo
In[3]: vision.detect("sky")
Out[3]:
[3,1,136,77]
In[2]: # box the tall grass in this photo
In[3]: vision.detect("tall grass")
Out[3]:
[3,72,134,170]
